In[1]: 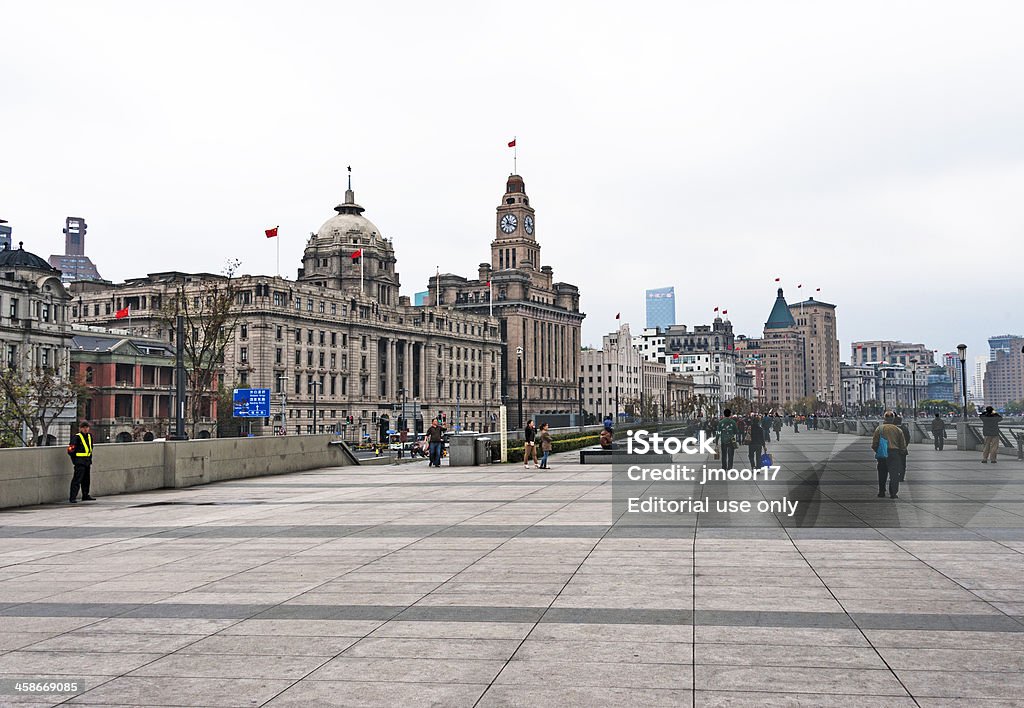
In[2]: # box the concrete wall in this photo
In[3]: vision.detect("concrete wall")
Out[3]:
[0,434,356,510]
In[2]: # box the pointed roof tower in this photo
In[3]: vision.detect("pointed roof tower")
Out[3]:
[765,288,797,329]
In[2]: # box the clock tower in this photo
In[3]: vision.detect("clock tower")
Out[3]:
[491,174,539,272]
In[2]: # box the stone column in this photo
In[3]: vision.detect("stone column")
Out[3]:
[388,339,396,401]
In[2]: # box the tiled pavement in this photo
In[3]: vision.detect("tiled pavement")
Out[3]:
[0,431,1021,707]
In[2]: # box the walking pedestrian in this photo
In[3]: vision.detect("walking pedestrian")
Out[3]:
[523,420,539,468]
[872,412,908,499]
[980,406,1003,463]
[716,408,739,470]
[772,414,782,441]
[736,416,747,445]
[895,414,911,449]
[426,418,446,467]
[538,423,553,469]
[747,414,767,469]
[761,413,773,442]
[931,413,946,451]
[67,421,96,503]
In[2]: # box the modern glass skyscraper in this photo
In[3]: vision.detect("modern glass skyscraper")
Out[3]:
[645,287,676,330]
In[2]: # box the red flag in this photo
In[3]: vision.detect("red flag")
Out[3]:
[798,284,803,288]
[350,249,362,260]
[115,306,130,319]
[265,226,278,239]
[722,310,728,315]
[774,277,780,282]
[508,139,516,148]
[714,307,719,312]
[615,313,620,320]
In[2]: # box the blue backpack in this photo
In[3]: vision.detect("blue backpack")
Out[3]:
[875,435,889,460]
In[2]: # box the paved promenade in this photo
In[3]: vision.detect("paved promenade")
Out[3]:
[0,430,1021,707]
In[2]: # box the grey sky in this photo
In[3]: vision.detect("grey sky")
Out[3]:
[4,1,1022,361]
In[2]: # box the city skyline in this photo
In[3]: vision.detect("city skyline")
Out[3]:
[5,2,1021,365]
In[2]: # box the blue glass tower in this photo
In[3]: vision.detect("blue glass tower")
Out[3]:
[645,287,676,330]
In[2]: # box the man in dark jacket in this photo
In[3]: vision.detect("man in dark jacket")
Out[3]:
[761,413,773,442]
[981,406,1003,463]
[426,419,446,467]
[772,415,783,441]
[747,414,767,469]
[67,421,96,503]
[931,413,946,450]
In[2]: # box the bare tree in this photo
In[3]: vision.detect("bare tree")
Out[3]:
[0,359,82,447]
[159,259,244,438]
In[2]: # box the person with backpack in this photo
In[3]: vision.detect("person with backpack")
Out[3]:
[746,414,767,469]
[716,408,739,470]
[67,421,96,504]
[931,413,946,450]
[538,423,553,469]
[872,412,907,499]
[980,406,1003,463]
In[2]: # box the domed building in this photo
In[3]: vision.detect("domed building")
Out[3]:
[0,241,77,446]
[70,177,504,439]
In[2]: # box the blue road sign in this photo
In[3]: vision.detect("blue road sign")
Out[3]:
[233,388,271,418]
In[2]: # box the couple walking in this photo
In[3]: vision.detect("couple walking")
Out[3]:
[523,420,553,469]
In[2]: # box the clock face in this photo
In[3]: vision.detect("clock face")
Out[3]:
[500,213,517,234]
[524,215,534,234]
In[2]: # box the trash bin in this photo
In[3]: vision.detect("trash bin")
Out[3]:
[448,433,477,467]
[475,437,491,465]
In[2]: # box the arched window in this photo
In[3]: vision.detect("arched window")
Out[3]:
[85,366,94,383]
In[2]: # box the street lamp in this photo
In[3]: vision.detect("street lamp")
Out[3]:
[957,344,968,421]
[829,384,835,417]
[515,346,524,430]
[310,379,322,434]
[910,358,919,420]
[277,375,288,435]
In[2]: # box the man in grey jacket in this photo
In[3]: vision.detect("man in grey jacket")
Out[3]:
[931,413,946,451]
[980,406,1003,463]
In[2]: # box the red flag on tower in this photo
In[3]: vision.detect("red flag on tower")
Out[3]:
[265,226,278,239]
[722,310,728,315]
[714,307,719,312]
[615,313,620,320]
[115,306,130,319]
[798,284,803,288]
[774,277,780,282]
[350,249,362,261]
[508,139,516,148]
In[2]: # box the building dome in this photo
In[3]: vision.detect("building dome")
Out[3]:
[0,242,57,272]
[314,188,383,245]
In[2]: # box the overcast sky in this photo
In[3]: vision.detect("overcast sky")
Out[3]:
[4,1,1022,361]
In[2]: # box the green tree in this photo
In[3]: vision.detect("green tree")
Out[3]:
[0,358,83,447]
[160,259,243,438]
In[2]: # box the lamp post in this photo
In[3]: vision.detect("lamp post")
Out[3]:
[829,384,835,417]
[311,380,322,434]
[578,379,584,430]
[277,375,288,435]
[515,346,523,430]
[957,344,968,421]
[910,358,919,420]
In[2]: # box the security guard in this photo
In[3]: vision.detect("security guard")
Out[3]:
[67,421,96,503]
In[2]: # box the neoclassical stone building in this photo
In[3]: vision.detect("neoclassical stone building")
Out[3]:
[71,183,503,439]
[431,174,584,424]
[0,242,77,444]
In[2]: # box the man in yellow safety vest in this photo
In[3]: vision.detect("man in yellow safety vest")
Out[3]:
[67,421,96,504]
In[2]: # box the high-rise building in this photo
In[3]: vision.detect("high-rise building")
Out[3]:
[983,335,1024,409]
[433,174,584,423]
[0,218,11,251]
[972,355,988,402]
[988,334,1022,361]
[48,216,103,283]
[743,288,807,409]
[789,296,841,407]
[851,340,935,367]
[645,286,675,330]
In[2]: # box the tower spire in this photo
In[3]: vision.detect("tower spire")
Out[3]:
[345,165,355,205]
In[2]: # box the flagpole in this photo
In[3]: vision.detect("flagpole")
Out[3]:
[360,251,364,296]
[127,305,131,334]
[276,226,280,277]
[489,280,493,319]
[513,136,517,174]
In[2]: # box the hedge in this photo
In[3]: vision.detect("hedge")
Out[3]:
[506,434,600,463]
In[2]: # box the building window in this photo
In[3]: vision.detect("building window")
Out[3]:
[240,347,248,364]
[85,366,94,383]
[276,325,283,340]
[275,348,283,365]
[319,331,326,346]
[331,303,337,315]
[240,324,248,340]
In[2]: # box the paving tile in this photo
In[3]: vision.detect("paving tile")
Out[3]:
[494,660,693,689]
[695,665,908,695]
[479,685,692,707]
[69,676,292,706]
[308,656,504,683]
[127,653,328,679]
[263,680,487,708]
